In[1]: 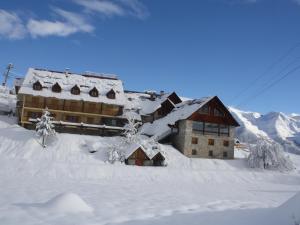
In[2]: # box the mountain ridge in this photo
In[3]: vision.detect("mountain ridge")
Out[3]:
[229,107,300,154]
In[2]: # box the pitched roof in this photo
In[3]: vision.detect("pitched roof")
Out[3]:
[19,68,126,106]
[123,142,165,160]
[140,96,214,140]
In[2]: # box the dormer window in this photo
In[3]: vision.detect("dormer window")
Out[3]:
[89,87,99,97]
[33,81,42,91]
[71,85,80,95]
[106,89,116,99]
[52,82,62,93]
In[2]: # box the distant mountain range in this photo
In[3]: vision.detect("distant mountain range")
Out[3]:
[230,107,300,154]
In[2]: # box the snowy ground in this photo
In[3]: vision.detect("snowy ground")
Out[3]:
[0,115,300,225]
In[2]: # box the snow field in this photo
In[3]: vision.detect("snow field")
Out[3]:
[0,116,299,225]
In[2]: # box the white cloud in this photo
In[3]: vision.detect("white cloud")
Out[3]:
[0,0,149,40]
[74,0,125,16]
[73,0,149,19]
[120,0,149,19]
[27,8,94,38]
[0,9,27,39]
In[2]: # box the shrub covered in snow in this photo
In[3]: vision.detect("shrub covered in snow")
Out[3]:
[123,114,142,143]
[107,144,125,164]
[248,139,294,171]
[36,109,55,148]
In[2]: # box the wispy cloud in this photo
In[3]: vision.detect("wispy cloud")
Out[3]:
[73,0,149,19]
[0,9,27,39]
[292,0,300,5]
[73,0,125,17]
[27,8,94,38]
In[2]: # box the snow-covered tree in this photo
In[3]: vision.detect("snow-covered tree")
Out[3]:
[123,114,142,143]
[107,140,125,164]
[248,139,294,171]
[36,109,55,148]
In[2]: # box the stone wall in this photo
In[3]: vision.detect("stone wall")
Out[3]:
[172,120,235,159]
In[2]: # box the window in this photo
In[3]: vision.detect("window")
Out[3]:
[102,118,117,126]
[192,149,197,155]
[106,89,116,99]
[71,85,80,95]
[223,152,228,158]
[192,121,204,132]
[209,150,213,157]
[33,81,42,91]
[192,137,198,144]
[205,123,219,135]
[214,108,224,117]
[220,124,230,136]
[198,104,209,114]
[208,139,214,146]
[223,140,229,147]
[66,115,79,123]
[89,87,99,97]
[52,83,61,93]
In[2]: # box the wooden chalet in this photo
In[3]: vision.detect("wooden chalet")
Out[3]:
[17,68,127,136]
[124,144,166,166]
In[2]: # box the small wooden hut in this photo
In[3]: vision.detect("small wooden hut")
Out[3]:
[152,152,166,166]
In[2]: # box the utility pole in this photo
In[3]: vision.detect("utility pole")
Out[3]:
[2,63,13,86]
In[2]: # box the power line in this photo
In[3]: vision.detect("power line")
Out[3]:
[236,64,300,108]
[230,42,300,104]
[234,56,300,107]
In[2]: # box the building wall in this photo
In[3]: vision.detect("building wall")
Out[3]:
[18,94,125,135]
[172,120,235,159]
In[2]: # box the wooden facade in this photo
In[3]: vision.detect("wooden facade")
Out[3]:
[18,94,126,136]
[188,97,239,127]
[125,147,151,166]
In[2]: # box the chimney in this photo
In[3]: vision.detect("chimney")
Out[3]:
[160,90,165,96]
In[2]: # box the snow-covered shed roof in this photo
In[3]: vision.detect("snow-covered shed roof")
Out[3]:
[140,96,214,140]
[19,68,126,106]
[123,142,164,160]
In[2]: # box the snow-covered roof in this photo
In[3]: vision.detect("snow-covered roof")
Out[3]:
[141,96,214,140]
[19,68,126,106]
[123,142,164,160]
[125,92,170,115]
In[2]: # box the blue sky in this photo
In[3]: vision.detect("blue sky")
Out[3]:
[0,0,300,114]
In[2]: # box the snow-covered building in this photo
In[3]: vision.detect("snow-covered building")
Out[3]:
[141,96,240,159]
[124,143,166,166]
[124,91,182,123]
[17,68,127,135]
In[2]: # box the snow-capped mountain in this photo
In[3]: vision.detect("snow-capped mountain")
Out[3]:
[230,107,300,154]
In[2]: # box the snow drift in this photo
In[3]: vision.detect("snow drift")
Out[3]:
[38,192,93,214]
